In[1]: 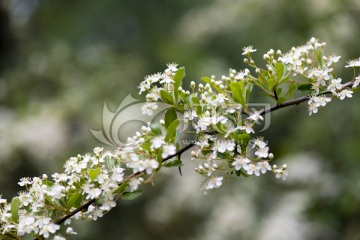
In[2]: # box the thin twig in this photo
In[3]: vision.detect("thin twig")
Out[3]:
[260,81,354,115]
[53,143,195,226]
[52,81,355,230]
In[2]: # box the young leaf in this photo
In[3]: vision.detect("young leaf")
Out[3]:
[150,123,162,136]
[174,67,186,90]
[165,119,180,143]
[173,67,186,102]
[297,83,313,94]
[164,108,177,129]
[277,96,287,105]
[286,81,297,99]
[113,183,129,195]
[229,82,246,106]
[160,90,174,104]
[88,168,101,181]
[10,197,20,223]
[106,156,115,169]
[66,193,83,210]
[192,96,202,115]
[121,189,143,200]
[233,133,250,153]
[163,159,183,168]
[276,62,285,80]
[245,83,253,103]
[268,77,277,90]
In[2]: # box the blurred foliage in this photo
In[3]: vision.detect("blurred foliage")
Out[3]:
[1,0,360,239]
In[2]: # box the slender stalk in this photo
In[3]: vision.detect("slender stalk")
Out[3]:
[260,81,354,115]
[50,80,355,232]
[53,143,195,226]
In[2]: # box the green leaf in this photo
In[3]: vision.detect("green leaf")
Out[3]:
[286,81,297,99]
[164,108,177,129]
[10,197,20,223]
[42,180,54,187]
[174,67,185,90]
[278,75,290,85]
[316,50,324,67]
[150,123,162,135]
[297,83,313,94]
[229,82,246,106]
[276,62,285,80]
[163,159,183,168]
[113,183,129,195]
[240,168,251,177]
[165,119,180,143]
[160,90,174,104]
[233,133,250,153]
[276,87,283,97]
[245,83,253,103]
[106,157,115,169]
[66,193,83,210]
[0,234,17,240]
[277,96,287,105]
[173,67,186,102]
[88,168,101,181]
[233,133,250,144]
[121,189,143,200]
[191,96,202,115]
[268,77,277,90]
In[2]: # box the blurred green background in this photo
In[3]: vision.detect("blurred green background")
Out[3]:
[1,0,360,239]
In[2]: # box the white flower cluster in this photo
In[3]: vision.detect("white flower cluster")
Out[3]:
[271,37,359,115]
[140,63,187,116]
[138,63,291,191]
[0,131,168,239]
[1,38,359,238]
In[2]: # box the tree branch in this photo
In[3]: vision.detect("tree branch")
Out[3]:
[260,81,354,115]
[51,80,356,230]
[53,142,195,226]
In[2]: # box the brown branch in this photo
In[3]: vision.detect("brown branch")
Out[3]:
[52,81,356,230]
[53,142,195,226]
[260,81,354,115]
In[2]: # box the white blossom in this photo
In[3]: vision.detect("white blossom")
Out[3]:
[275,169,288,180]
[255,146,269,158]
[128,177,144,192]
[246,164,260,176]
[353,75,360,88]
[162,144,176,158]
[337,89,353,100]
[345,57,360,68]
[142,159,159,174]
[327,78,342,93]
[232,156,250,171]
[141,102,158,116]
[151,136,165,149]
[206,176,223,190]
[257,161,272,174]
[242,46,256,55]
[39,222,60,238]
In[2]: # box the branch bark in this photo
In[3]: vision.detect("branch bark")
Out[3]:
[260,81,354,115]
[51,80,355,232]
[53,142,195,226]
